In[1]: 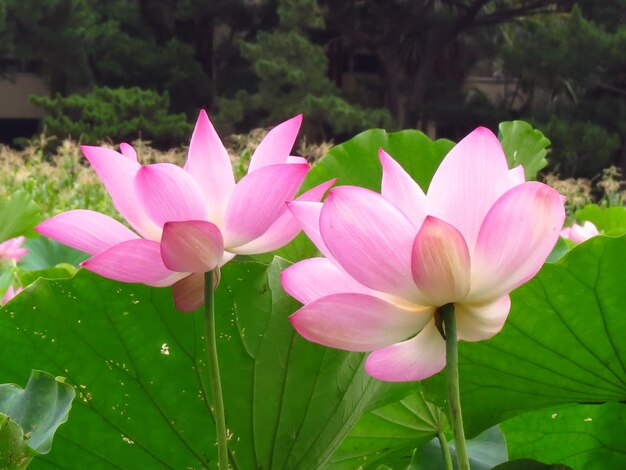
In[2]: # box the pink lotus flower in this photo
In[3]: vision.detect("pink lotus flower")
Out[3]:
[1,284,22,305]
[0,236,28,262]
[560,221,599,244]
[37,111,332,311]
[282,128,565,382]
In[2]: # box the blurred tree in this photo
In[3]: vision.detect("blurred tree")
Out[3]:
[217,0,392,139]
[1,0,265,116]
[322,0,574,130]
[3,0,94,94]
[501,3,626,176]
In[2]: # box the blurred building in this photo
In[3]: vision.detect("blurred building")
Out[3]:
[0,58,47,145]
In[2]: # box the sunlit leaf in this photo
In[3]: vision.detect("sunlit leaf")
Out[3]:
[498,121,550,180]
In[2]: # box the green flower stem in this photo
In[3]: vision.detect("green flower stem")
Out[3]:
[437,430,454,470]
[441,303,470,470]
[204,270,229,469]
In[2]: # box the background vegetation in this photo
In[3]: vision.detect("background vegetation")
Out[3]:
[1,0,625,178]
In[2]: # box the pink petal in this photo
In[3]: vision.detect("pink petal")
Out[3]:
[36,210,139,255]
[456,295,511,342]
[172,273,204,312]
[160,221,224,273]
[232,179,335,255]
[119,143,138,162]
[287,156,307,164]
[320,186,418,300]
[286,201,332,258]
[248,115,303,173]
[184,110,236,224]
[281,258,375,304]
[224,163,309,248]
[508,165,525,185]
[82,239,186,287]
[427,127,518,251]
[561,221,599,244]
[134,163,208,228]
[379,148,427,228]
[411,216,471,306]
[290,293,432,352]
[82,146,160,240]
[470,182,565,301]
[0,236,27,261]
[365,321,445,382]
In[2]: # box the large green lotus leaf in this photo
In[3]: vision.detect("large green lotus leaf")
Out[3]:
[498,121,550,180]
[0,191,40,242]
[0,370,75,455]
[501,402,626,470]
[302,129,454,193]
[0,412,34,469]
[328,388,446,469]
[425,235,626,437]
[218,258,412,470]
[0,259,409,469]
[576,204,626,235]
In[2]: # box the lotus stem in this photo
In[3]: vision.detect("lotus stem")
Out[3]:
[204,270,229,469]
[437,430,454,470]
[441,303,470,470]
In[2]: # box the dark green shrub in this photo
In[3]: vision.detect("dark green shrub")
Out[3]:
[31,87,192,148]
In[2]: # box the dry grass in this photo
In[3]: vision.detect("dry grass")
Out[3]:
[0,129,333,219]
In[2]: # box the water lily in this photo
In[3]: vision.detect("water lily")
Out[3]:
[282,127,565,382]
[560,221,599,244]
[37,111,332,311]
[0,236,28,262]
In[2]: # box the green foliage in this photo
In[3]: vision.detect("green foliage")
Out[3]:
[410,427,507,470]
[220,0,392,137]
[303,129,455,193]
[545,116,620,177]
[0,371,75,455]
[502,6,626,177]
[423,235,626,438]
[502,402,626,469]
[4,0,94,93]
[19,238,87,272]
[576,204,626,235]
[0,191,40,242]
[31,87,192,148]
[492,460,572,470]
[0,260,410,468]
[498,121,550,180]
[329,388,445,469]
[0,413,33,469]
